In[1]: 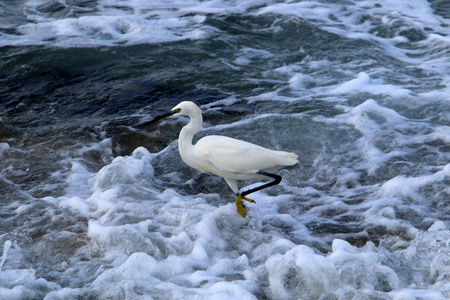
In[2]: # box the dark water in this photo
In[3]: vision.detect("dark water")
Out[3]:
[1,1,449,299]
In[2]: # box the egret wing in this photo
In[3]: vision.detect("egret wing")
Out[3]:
[196,135,284,174]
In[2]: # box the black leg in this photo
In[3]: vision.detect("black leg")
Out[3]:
[241,171,282,197]
[235,171,282,217]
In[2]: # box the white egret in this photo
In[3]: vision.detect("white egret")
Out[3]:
[143,101,298,217]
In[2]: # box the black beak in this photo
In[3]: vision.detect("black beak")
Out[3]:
[136,109,178,128]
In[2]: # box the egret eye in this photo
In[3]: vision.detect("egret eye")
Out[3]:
[172,108,181,114]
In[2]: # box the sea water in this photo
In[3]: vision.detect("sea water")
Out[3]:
[0,0,449,299]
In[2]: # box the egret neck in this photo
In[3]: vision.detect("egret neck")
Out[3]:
[177,104,203,171]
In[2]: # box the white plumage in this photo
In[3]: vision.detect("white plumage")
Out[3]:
[168,101,298,217]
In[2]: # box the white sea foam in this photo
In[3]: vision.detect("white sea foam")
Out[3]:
[379,163,450,201]
[4,0,446,52]
[15,15,199,47]
[2,0,274,47]
[1,135,449,298]
[35,140,448,298]
[1,0,450,299]
[332,72,411,97]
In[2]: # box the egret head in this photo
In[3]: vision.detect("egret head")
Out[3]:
[136,101,202,128]
[170,101,203,118]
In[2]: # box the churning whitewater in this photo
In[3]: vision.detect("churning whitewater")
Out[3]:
[0,0,449,299]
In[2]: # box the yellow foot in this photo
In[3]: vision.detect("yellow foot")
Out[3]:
[235,194,255,218]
